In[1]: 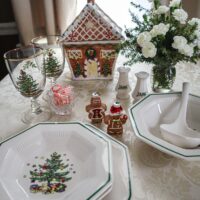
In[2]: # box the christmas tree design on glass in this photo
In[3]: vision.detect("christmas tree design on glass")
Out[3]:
[44,48,62,78]
[27,152,74,194]
[16,61,40,97]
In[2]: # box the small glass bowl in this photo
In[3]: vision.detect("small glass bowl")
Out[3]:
[47,90,74,115]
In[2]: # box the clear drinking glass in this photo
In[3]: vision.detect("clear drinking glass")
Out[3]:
[31,35,65,89]
[4,45,51,124]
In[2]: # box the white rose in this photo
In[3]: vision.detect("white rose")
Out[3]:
[171,26,176,31]
[169,0,181,7]
[173,9,188,24]
[197,41,200,49]
[189,43,196,48]
[179,44,194,57]
[154,6,169,14]
[142,42,157,58]
[194,30,200,39]
[150,23,170,37]
[188,18,200,30]
[193,39,200,48]
[172,36,187,49]
[137,32,152,47]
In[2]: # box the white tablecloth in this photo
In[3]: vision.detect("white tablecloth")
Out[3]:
[1,55,200,200]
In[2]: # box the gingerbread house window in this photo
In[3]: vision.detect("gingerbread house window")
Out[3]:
[67,50,82,60]
[100,50,116,60]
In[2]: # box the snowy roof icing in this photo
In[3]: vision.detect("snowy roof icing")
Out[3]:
[61,3,124,44]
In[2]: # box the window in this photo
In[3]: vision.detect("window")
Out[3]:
[77,0,151,31]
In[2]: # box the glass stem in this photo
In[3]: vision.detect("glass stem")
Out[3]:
[31,98,42,114]
[50,77,56,87]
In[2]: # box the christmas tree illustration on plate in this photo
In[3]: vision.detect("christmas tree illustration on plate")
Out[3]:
[28,152,74,194]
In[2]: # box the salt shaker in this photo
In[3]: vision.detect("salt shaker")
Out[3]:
[132,71,149,100]
[115,67,131,99]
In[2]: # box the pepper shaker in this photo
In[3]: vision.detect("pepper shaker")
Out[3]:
[132,71,149,100]
[115,67,131,99]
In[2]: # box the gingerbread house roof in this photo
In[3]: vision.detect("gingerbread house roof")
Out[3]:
[61,2,124,44]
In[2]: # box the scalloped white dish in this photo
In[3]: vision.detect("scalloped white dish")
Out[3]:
[129,92,200,161]
[85,124,133,200]
[0,122,112,200]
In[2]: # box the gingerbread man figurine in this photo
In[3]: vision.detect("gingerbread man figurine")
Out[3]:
[86,92,107,123]
[104,102,128,135]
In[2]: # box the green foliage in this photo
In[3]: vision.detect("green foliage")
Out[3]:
[23,61,37,70]
[118,0,200,67]
[153,65,176,89]
[44,49,61,74]
[17,70,38,95]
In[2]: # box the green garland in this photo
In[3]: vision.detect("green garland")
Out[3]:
[85,48,96,59]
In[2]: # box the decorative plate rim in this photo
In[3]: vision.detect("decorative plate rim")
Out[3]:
[0,121,112,200]
[85,123,132,200]
[129,92,200,160]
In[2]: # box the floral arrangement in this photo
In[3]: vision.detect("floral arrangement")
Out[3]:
[120,0,200,66]
[119,0,200,91]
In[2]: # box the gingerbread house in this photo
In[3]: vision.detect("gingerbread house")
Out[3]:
[61,0,124,80]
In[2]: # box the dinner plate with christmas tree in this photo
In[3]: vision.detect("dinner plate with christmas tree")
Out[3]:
[85,124,133,200]
[0,122,112,200]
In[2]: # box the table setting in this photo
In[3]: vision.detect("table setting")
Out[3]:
[1,0,200,199]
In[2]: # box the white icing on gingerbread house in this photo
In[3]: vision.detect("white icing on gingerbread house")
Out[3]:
[61,0,124,80]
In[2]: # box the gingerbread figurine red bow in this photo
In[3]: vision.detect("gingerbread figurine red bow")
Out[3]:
[104,102,128,135]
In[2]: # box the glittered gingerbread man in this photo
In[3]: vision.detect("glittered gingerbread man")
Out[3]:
[104,102,128,135]
[86,92,107,123]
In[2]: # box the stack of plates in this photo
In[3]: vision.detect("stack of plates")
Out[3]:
[0,122,133,200]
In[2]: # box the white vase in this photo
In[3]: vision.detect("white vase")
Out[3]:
[132,71,149,100]
[115,67,131,99]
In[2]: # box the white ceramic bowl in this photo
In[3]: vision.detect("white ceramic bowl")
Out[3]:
[129,92,200,161]
[0,122,112,200]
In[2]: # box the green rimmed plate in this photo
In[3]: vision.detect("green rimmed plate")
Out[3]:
[0,122,112,200]
[85,124,133,200]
